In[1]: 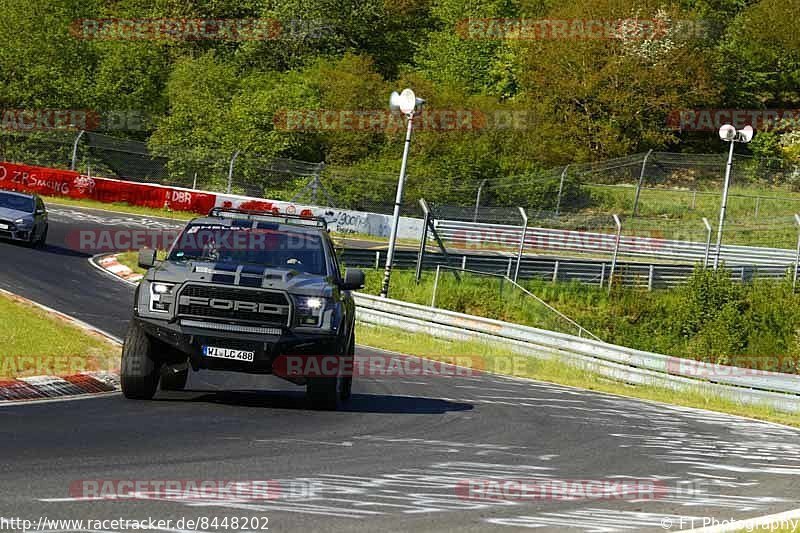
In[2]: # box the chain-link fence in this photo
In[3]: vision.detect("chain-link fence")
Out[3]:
[3,131,800,251]
[467,151,800,224]
[431,202,800,264]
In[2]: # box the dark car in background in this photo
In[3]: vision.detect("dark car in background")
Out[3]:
[0,191,48,247]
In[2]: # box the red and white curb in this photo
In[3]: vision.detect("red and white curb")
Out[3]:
[0,373,119,402]
[0,288,122,405]
[96,254,143,282]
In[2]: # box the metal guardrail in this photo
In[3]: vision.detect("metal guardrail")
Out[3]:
[434,219,799,267]
[354,292,800,413]
[340,249,790,289]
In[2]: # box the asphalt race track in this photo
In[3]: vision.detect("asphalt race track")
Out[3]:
[0,204,799,532]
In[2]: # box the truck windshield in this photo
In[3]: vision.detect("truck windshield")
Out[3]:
[168,224,328,276]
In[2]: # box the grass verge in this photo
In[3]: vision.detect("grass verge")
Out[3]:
[0,292,120,379]
[115,250,167,276]
[356,322,800,428]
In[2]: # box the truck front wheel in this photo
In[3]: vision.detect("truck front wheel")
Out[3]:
[121,320,162,400]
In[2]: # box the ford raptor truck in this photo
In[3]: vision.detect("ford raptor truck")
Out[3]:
[121,208,365,410]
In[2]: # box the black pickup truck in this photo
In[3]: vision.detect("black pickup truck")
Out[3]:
[122,208,364,410]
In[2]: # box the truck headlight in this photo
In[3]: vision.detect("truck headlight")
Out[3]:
[293,296,328,326]
[149,282,175,313]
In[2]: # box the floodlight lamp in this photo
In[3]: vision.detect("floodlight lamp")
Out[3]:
[739,125,754,143]
[389,89,418,114]
[719,124,736,142]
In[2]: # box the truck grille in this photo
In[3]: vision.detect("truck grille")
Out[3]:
[176,284,291,327]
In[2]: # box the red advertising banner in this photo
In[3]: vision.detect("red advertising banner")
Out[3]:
[0,162,216,214]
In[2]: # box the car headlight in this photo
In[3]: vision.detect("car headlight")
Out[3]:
[149,282,176,313]
[14,218,30,226]
[293,296,328,326]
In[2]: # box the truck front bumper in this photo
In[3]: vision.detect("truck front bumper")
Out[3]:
[135,316,344,376]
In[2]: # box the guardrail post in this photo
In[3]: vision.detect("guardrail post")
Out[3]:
[375,250,380,270]
[608,214,622,294]
[555,165,569,217]
[192,172,198,190]
[417,199,460,283]
[431,265,441,307]
[514,207,528,282]
[691,190,697,210]
[506,257,512,278]
[632,149,653,218]
[600,263,606,287]
[702,217,712,268]
[793,214,800,290]
[648,264,654,291]
[461,255,467,271]
[226,150,241,194]
[754,196,761,218]
[552,260,559,283]
[415,206,431,283]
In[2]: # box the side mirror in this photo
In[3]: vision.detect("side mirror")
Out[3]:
[138,248,158,269]
[340,269,365,291]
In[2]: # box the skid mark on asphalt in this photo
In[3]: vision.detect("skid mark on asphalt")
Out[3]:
[38,456,794,530]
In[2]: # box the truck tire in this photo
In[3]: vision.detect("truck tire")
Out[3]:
[121,321,161,400]
[307,375,343,411]
[340,336,354,401]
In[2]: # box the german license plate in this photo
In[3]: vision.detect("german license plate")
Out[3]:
[202,345,255,362]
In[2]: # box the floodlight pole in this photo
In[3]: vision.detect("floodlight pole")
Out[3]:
[380,112,415,298]
[632,149,653,218]
[608,214,622,294]
[226,150,241,194]
[702,217,712,268]
[473,179,488,222]
[713,140,736,269]
[555,165,569,217]
[513,207,528,282]
[70,130,85,171]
